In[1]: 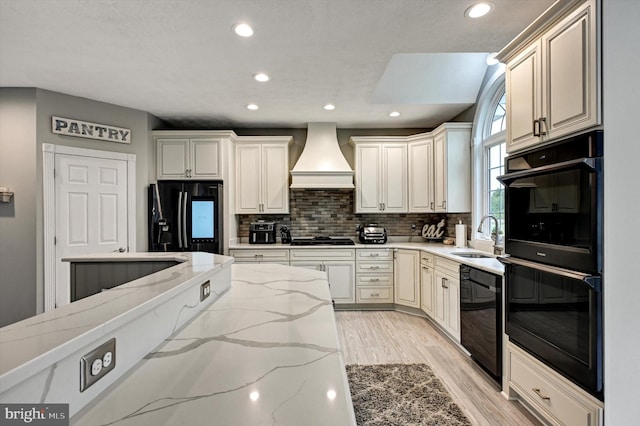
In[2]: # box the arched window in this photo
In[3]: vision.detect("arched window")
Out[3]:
[490,92,506,135]
[471,67,506,243]
[484,89,506,238]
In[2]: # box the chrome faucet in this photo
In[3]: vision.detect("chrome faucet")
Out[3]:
[477,215,503,255]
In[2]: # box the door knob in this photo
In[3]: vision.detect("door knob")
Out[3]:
[114,247,126,253]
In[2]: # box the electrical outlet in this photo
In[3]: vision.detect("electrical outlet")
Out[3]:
[200,280,211,301]
[80,338,116,392]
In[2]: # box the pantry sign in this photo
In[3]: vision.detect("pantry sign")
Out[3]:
[51,116,131,144]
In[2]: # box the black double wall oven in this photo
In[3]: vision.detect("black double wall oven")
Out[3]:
[498,131,603,400]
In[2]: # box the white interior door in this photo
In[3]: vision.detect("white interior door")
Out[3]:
[54,154,129,306]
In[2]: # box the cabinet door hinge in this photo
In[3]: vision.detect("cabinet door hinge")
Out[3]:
[54,236,57,245]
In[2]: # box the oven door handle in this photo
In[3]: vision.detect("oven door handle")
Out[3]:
[498,157,600,185]
[498,256,601,290]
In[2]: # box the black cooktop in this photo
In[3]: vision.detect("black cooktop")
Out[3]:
[290,236,355,246]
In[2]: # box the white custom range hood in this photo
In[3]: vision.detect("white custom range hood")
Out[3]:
[290,123,354,189]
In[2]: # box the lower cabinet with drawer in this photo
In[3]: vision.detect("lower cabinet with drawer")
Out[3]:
[229,249,290,265]
[420,252,435,318]
[355,248,394,304]
[290,249,356,304]
[507,342,603,426]
[433,255,461,342]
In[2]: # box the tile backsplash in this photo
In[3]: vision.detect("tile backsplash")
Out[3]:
[237,190,471,240]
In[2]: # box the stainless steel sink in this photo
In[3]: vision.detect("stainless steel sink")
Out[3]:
[453,252,495,259]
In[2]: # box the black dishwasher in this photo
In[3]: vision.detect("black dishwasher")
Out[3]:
[460,264,502,382]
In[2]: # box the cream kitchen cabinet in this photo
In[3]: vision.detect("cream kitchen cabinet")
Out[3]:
[235,137,292,214]
[502,0,600,153]
[420,252,435,317]
[290,249,356,304]
[433,255,461,342]
[432,123,472,213]
[407,136,435,213]
[355,248,394,304]
[156,137,221,180]
[228,249,290,265]
[507,342,603,426]
[350,138,407,213]
[393,249,420,309]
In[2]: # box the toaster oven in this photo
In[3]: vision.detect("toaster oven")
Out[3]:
[358,224,387,244]
[249,221,277,244]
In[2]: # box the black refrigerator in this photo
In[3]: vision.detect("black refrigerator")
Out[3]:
[149,181,222,254]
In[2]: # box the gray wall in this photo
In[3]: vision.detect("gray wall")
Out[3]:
[603,0,640,422]
[0,88,157,325]
[0,88,38,326]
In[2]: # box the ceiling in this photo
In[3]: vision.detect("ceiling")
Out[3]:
[0,0,555,129]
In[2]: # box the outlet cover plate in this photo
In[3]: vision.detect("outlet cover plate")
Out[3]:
[80,338,116,392]
[200,280,211,301]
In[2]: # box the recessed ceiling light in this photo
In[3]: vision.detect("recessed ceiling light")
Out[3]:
[233,23,254,37]
[253,73,269,82]
[465,2,494,18]
[486,52,499,65]
[324,104,336,111]
[246,104,259,110]
[389,111,400,117]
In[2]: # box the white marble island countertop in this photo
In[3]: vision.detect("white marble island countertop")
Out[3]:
[72,264,357,426]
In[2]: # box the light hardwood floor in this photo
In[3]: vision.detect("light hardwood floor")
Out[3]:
[334,310,541,426]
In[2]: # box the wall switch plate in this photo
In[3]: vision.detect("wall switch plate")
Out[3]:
[200,280,211,301]
[80,338,116,392]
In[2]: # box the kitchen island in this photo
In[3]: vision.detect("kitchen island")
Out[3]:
[71,263,356,425]
[0,252,233,415]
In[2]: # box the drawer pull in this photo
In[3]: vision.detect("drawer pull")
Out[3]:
[370,278,380,282]
[371,293,379,297]
[532,388,551,401]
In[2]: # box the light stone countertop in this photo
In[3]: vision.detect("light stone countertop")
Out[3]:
[0,252,233,394]
[229,240,504,276]
[71,263,357,426]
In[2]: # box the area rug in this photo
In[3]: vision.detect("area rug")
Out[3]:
[346,364,472,426]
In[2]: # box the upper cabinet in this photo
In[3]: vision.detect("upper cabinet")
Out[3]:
[154,131,235,180]
[407,136,435,213]
[501,0,600,153]
[351,139,407,213]
[235,136,292,214]
[432,124,472,213]
[350,123,471,214]
[157,138,220,179]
